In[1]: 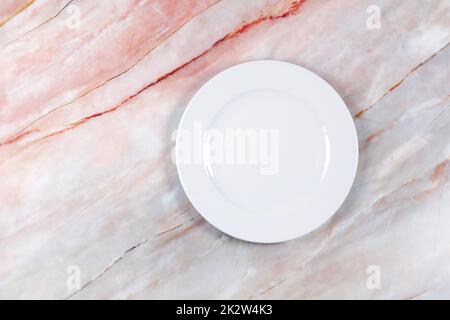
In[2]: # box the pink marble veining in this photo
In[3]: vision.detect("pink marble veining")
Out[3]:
[0,0,449,299]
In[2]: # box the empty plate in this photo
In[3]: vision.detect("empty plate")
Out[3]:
[176,60,358,243]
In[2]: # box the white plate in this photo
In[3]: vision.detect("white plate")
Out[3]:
[176,60,358,243]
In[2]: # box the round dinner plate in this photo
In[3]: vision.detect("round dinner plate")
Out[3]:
[176,60,358,243]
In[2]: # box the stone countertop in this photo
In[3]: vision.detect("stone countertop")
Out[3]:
[0,0,449,299]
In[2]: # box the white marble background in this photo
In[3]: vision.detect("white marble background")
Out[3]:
[0,0,449,299]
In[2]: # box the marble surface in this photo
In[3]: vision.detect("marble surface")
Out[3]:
[0,0,449,299]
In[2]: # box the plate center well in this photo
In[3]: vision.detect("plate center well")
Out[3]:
[203,89,330,215]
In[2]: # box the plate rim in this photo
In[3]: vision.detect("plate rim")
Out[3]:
[175,59,359,243]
